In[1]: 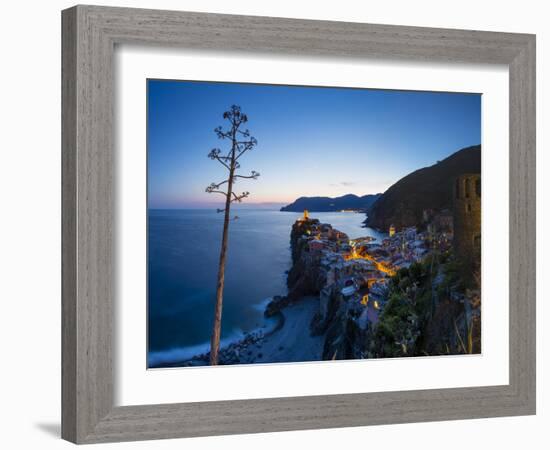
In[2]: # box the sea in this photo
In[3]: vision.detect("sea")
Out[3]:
[147,208,387,367]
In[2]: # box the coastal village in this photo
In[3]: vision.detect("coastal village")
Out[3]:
[174,174,481,366]
[280,173,481,360]
[289,208,452,336]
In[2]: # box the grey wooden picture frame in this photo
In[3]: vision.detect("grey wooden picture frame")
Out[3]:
[61,4,536,444]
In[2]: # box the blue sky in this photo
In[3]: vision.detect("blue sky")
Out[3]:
[147,79,481,209]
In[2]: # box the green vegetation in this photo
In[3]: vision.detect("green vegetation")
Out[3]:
[369,253,471,358]
[370,261,431,357]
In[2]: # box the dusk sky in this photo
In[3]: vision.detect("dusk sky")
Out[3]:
[147,80,481,209]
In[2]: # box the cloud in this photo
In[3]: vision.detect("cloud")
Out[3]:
[330,181,358,187]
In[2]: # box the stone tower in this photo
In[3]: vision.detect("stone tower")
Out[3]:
[453,174,481,266]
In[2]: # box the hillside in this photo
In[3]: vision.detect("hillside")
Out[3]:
[280,193,381,213]
[365,145,481,231]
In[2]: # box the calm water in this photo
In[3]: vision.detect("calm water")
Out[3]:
[147,209,386,366]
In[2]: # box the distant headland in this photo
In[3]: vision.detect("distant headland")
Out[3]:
[280,193,381,213]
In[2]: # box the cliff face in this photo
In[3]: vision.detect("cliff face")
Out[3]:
[286,218,329,299]
[366,145,481,231]
[281,193,381,212]
[264,218,330,318]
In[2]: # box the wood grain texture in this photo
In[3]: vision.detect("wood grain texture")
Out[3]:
[61,7,77,443]
[61,4,536,444]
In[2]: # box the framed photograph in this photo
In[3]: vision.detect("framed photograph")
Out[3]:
[62,5,536,444]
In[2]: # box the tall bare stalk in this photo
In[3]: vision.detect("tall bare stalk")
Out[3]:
[205,105,259,365]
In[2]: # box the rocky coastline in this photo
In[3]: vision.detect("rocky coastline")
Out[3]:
[157,318,280,367]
